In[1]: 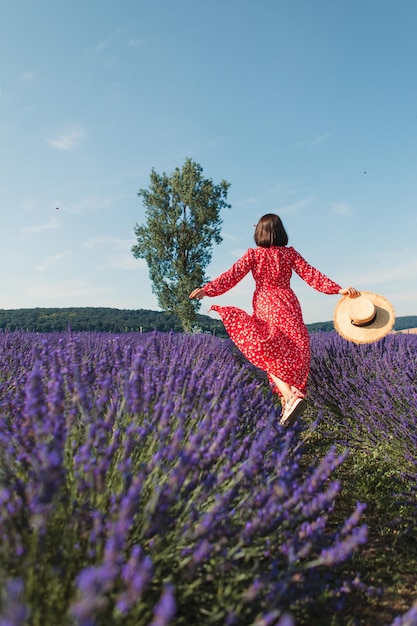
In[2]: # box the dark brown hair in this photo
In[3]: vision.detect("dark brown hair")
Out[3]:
[254,213,288,247]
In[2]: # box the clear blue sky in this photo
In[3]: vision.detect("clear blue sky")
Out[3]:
[1,0,416,324]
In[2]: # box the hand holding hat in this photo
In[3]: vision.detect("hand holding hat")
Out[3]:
[334,290,395,344]
[339,286,361,298]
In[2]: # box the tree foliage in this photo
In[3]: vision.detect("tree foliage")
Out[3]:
[131,158,230,331]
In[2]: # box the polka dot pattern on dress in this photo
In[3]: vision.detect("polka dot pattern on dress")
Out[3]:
[204,246,341,396]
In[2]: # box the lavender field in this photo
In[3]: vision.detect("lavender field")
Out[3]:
[0,330,416,626]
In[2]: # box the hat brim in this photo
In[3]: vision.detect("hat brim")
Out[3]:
[333,291,395,344]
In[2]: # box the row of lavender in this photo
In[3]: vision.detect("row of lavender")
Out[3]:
[309,333,417,625]
[309,332,417,505]
[0,330,414,625]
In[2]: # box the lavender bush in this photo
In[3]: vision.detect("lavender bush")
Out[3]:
[308,332,417,625]
[308,332,417,526]
[0,330,367,625]
[309,333,417,449]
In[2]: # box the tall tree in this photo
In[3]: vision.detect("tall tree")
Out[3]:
[132,158,230,331]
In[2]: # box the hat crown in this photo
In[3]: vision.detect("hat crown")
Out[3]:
[349,297,376,326]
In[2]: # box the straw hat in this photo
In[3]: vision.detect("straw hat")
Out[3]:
[334,291,395,344]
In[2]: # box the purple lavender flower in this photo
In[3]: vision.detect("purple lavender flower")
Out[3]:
[0,578,29,626]
[70,565,115,625]
[250,610,295,626]
[2,329,406,624]
[148,584,176,626]
[389,601,417,626]
[115,547,153,614]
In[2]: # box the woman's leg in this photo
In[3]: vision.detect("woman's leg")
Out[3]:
[269,373,308,426]
[269,373,293,404]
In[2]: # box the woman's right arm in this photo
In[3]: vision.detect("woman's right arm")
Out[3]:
[292,249,360,298]
[292,249,344,294]
[339,287,361,298]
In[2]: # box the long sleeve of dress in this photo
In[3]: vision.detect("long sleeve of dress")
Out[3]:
[292,249,341,294]
[204,249,253,297]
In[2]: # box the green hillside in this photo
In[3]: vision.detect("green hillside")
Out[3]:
[0,307,416,335]
[0,307,228,336]
[306,315,417,333]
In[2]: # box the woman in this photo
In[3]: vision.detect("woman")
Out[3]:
[189,213,359,426]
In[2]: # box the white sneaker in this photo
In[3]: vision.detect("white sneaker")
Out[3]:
[280,397,307,427]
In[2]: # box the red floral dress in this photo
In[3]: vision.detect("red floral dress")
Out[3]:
[203,246,341,397]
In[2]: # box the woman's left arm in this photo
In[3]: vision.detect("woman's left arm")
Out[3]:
[189,287,206,300]
[189,249,254,299]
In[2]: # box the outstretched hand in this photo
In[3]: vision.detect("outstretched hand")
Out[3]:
[189,287,206,300]
[339,287,361,298]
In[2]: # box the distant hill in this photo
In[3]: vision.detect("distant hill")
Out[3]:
[0,307,228,336]
[389,316,417,331]
[306,315,417,333]
[0,307,416,336]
